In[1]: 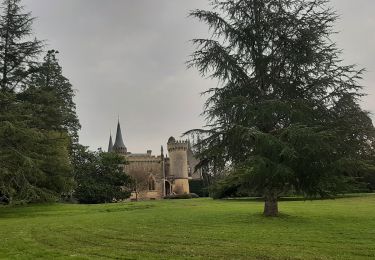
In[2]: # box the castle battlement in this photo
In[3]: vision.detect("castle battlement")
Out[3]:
[167,137,188,152]
[108,124,193,199]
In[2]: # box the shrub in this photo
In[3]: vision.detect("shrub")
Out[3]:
[164,193,199,200]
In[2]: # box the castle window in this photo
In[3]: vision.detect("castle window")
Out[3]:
[148,176,156,191]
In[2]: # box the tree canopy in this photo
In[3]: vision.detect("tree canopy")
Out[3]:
[73,146,133,204]
[0,0,80,203]
[0,0,42,92]
[188,0,375,216]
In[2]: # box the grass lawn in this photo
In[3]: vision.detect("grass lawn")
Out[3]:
[0,195,375,259]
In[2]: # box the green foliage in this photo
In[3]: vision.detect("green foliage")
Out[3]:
[164,193,200,200]
[188,0,375,213]
[189,179,209,197]
[0,119,73,203]
[210,169,256,199]
[0,66,75,204]
[20,50,81,141]
[73,146,133,204]
[0,0,42,92]
[0,1,80,204]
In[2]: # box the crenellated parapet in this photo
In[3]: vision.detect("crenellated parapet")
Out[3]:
[167,137,188,152]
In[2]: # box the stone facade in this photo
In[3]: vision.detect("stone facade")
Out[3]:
[166,137,191,194]
[125,152,164,200]
[108,121,201,200]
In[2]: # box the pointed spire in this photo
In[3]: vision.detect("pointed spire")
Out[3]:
[108,132,113,153]
[113,119,127,154]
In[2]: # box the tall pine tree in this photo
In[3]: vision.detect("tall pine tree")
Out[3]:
[0,0,42,92]
[15,50,81,202]
[188,0,375,216]
[20,50,81,145]
[0,1,79,203]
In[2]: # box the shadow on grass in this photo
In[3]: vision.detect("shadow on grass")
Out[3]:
[99,204,155,213]
[0,202,156,219]
[0,203,59,218]
[220,193,375,202]
[232,211,312,226]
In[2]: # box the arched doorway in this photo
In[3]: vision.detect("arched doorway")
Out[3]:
[165,181,172,196]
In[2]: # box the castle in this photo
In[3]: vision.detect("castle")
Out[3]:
[107,121,201,200]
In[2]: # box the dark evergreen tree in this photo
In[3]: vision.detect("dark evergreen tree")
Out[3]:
[188,0,375,216]
[20,50,81,144]
[0,0,42,92]
[0,86,74,203]
[0,0,44,203]
[73,146,133,204]
[0,1,79,204]
[0,123,73,203]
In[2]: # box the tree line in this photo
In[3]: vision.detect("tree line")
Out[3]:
[0,0,132,204]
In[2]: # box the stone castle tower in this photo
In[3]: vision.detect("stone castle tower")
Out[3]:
[107,120,200,200]
[167,137,190,194]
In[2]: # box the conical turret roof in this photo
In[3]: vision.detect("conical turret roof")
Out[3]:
[108,133,113,152]
[113,120,127,151]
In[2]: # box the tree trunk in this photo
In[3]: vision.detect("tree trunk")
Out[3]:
[263,192,279,217]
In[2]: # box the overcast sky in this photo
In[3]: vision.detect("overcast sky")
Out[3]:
[23,0,375,154]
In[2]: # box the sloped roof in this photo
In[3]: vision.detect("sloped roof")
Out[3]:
[113,121,126,150]
[108,134,113,152]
